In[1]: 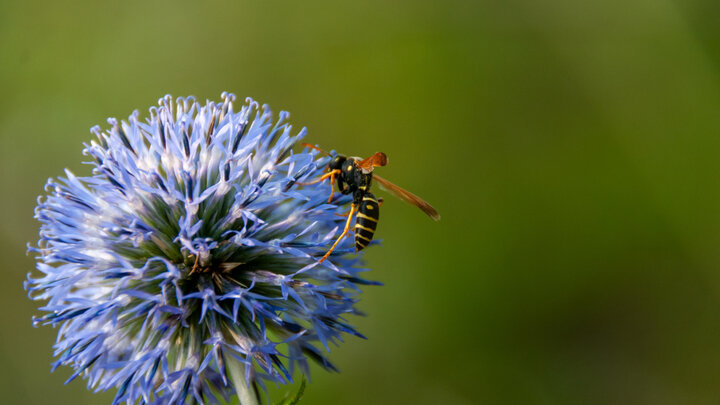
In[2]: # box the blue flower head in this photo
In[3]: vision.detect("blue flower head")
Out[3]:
[26,93,378,404]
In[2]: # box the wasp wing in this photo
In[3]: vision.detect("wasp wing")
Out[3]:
[356,152,388,172]
[373,174,440,221]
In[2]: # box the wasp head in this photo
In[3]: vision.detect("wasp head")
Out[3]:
[328,155,347,171]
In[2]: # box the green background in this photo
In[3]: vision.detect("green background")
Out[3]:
[2,0,720,403]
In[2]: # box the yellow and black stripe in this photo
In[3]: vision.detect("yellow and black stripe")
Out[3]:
[355,192,379,251]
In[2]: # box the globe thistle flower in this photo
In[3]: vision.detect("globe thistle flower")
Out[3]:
[26,93,378,404]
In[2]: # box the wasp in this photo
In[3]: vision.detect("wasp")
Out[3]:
[299,143,440,263]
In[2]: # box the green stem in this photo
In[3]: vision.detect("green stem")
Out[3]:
[226,356,258,405]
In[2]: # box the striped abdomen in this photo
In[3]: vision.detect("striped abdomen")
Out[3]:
[355,192,379,251]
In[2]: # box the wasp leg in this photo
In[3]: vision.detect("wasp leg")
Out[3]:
[334,207,352,217]
[327,171,337,203]
[297,169,341,186]
[319,203,357,263]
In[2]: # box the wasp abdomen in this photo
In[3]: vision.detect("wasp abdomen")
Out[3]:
[355,193,379,251]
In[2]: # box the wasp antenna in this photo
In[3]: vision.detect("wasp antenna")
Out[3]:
[300,143,331,156]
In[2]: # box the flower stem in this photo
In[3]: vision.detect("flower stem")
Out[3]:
[226,356,258,405]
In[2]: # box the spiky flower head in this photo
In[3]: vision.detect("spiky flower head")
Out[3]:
[26,93,377,404]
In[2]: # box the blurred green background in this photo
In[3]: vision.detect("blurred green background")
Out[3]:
[3,0,720,403]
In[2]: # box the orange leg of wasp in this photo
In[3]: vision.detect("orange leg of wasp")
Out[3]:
[334,207,353,217]
[334,196,372,218]
[297,169,341,186]
[327,172,336,203]
[318,203,357,263]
